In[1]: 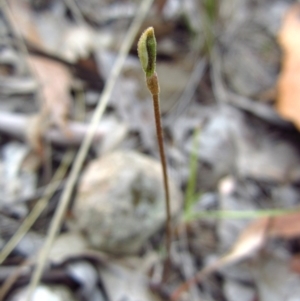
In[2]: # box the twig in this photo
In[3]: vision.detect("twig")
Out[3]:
[0,111,105,146]
[26,0,154,300]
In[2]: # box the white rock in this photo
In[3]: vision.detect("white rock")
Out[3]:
[73,151,182,254]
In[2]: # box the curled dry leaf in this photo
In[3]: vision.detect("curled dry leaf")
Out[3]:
[276,3,300,129]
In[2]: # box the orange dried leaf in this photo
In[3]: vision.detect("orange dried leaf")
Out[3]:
[268,211,300,238]
[276,4,300,129]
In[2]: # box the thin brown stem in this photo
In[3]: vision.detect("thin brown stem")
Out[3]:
[152,93,172,280]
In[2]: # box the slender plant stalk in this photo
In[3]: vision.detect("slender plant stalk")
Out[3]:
[138,27,172,279]
[153,93,172,272]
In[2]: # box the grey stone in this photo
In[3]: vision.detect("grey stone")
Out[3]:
[197,106,300,188]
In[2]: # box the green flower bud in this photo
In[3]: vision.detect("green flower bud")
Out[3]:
[137,27,157,78]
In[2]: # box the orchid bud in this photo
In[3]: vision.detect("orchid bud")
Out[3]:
[137,27,157,78]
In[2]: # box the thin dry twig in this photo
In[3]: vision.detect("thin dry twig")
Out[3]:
[26,0,155,299]
[0,111,105,147]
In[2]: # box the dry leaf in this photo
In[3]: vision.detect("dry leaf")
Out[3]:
[26,55,72,154]
[7,0,44,48]
[220,212,300,264]
[28,55,72,129]
[276,3,300,129]
[268,211,300,238]
[223,211,300,264]
[172,211,300,300]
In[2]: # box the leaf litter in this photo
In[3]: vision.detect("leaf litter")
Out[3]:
[171,211,300,301]
[1,1,300,301]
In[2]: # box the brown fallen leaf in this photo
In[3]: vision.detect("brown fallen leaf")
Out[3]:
[268,211,300,238]
[26,55,72,154]
[6,0,44,48]
[28,55,72,130]
[19,55,72,157]
[276,3,300,129]
[172,211,300,301]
